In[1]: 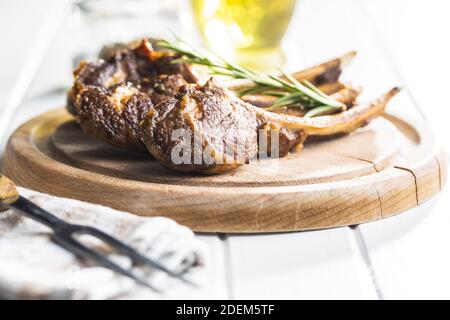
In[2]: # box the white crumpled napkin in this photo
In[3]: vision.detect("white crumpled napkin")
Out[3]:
[0,187,209,299]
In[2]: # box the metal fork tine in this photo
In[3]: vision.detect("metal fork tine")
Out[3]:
[52,233,158,292]
[77,226,196,287]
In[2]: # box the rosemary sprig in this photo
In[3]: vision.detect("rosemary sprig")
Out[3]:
[156,38,345,116]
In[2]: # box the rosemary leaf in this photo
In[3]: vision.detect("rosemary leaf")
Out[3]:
[156,38,345,112]
[304,106,341,117]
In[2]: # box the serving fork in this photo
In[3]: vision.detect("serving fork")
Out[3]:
[0,174,194,290]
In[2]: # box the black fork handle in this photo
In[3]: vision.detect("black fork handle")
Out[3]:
[9,196,67,229]
[1,173,66,229]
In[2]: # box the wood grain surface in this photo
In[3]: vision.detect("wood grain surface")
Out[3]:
[2,108,446,233]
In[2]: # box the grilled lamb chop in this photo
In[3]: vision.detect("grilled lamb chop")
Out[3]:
[68,40,197,152]
[68,41,355,153]
[142,79,259,173]
[141,79,399,174]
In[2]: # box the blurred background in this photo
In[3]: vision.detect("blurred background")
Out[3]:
[0,0,450,299]
[0,0,449,154]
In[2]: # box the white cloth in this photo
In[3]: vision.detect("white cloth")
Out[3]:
[0,187,208,299]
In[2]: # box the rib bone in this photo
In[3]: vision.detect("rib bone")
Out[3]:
[254,87,400,135]
[227,51,357,92]
[243,84,361,109]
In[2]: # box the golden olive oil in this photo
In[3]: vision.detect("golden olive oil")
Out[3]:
[191,0,297,71]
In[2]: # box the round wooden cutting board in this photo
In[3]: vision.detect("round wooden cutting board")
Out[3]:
[3,108,447,233]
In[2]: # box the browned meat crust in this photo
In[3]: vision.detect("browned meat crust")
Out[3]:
[141,80,259,173]
[68,40,197,152]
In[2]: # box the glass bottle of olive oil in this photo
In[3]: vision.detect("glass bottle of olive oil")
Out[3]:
[191,0,297,72]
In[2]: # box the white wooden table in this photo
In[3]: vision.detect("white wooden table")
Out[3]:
[1,0,449,299]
